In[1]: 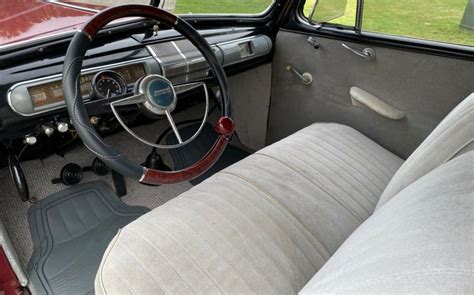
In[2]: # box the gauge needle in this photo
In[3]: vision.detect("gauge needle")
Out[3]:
[106,89,111,98]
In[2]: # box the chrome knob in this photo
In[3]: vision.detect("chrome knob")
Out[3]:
[42,125,55,137]
[90,116,100,125]
[57,122,69,133]
[24,135,37,145]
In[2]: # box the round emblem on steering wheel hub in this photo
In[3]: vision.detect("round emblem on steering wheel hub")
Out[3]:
[139,75,177,115]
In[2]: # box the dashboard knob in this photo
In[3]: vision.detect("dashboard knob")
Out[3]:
[90,116,100,125]
[57,122,69,133]
[42,125,55,137]
[24,135,37,146]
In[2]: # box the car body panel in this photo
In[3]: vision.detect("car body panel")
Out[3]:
[0,1,104,48]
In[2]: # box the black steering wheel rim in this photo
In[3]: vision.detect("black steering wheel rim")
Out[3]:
[62,4,234,185]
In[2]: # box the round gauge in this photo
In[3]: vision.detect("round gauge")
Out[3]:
[92,70,127,99]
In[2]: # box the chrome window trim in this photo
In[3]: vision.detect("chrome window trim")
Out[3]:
[7,57,157,117]
[297,0,474,50]
[355,0,364,32]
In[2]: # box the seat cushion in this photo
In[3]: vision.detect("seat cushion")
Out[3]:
[377,93,473,208]
[300,151,474,294]
[95,123,402,294]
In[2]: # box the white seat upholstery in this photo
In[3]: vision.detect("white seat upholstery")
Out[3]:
[95,123,402,294]
[95,94,473,294]
[300,151,474,293]
[377,93,473,208]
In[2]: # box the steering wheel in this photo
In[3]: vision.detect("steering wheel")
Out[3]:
[62,5,235,186]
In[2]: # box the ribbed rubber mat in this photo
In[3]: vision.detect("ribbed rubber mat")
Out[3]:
[27,181,149,295]
[166,122,250,185]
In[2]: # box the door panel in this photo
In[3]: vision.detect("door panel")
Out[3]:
[229,63,272,150]
[268,30,474,158]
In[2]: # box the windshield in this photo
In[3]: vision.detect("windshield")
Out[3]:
[0,0,274,49]
[71,0,275,15]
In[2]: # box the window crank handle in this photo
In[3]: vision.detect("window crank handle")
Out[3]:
[286,65,313,85]
[342,43,376,61]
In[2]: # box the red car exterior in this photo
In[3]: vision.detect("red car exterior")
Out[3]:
[0,1,106,48]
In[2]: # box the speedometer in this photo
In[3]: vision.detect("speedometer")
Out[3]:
[92,71,127,99]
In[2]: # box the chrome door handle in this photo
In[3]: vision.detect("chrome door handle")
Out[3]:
[342,43,376,61]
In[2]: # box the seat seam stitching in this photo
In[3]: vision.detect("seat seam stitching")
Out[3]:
[290,138,383,199]
[301,130,388,189]
[312,127,399,177]
[219,171,332,258]
[140,219,228,293]
[272,140,379,203]
[164,199,291,292]
[312,126,398,175]
[256,152,372,218]
[191,177,322,272]
[179,192,313,289]
[124,229,195,293]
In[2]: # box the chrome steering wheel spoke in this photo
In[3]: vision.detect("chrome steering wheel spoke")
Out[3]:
[109,79,210,149]
[110,93,147,107]
[165,110,183,144]
[174,82,207,95]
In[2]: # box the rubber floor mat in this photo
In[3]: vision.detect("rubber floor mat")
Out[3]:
[166,122,250,185]
[27,181,149,294]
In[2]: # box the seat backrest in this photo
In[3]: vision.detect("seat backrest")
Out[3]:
[300,150,474,294]
[376,93,473,209]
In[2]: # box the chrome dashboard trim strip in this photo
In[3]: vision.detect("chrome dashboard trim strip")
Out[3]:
[171,41,190,82]
[7,57,155,117]
[146,45,166,76]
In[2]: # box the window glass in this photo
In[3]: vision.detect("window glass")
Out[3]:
[304,0,474,47]
[303,0,356,27]
[362,0,474,46]
[173,0,274,14]
[71,0,274,15]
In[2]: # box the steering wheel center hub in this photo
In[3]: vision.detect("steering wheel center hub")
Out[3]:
[140,75,177,115]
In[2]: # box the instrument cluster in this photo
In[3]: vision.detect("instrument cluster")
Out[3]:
[8,61,149,117]
[28,63,145,107]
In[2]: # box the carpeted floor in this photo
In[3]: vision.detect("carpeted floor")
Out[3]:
[0,105,210,271]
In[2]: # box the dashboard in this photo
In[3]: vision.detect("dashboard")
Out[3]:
[7,35,271,117]
[0,24,276,171]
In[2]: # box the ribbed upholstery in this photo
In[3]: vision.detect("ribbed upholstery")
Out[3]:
[95,123,403,294]
[377,93,473,208]
[300,151,474,293]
